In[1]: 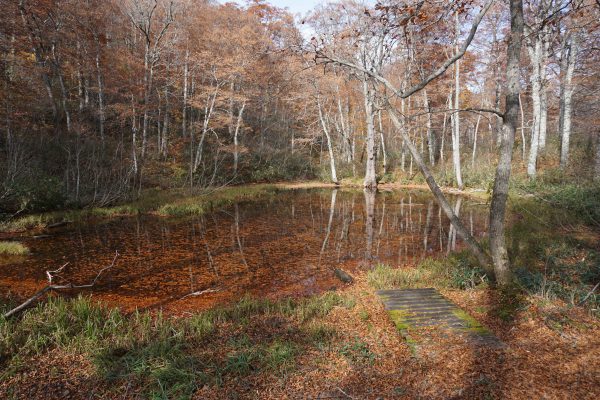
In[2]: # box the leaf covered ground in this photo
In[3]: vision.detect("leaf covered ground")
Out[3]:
[1,270,599,400]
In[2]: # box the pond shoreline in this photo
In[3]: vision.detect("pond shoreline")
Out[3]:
[1,180,490,236]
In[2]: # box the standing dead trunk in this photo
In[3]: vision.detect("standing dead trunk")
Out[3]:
[488,0,523,286]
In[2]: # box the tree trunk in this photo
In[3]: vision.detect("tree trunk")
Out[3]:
[453,12,464,189]
[527,36,543,179]
[538,30,550,151]
[233,101,246,176]
[363,79,377,189]
[194,90,217,173]
[317,95,338,184]
[595,130,600,182]
[560,33,577,169]
[378,111,387,175]
[488,0,523,286]
[387,105,491,270]
[423,89,435,166]
[96,39,105,142]
[519,92,526,163]
[472,114,481,169]
[182,49,189,138]
[161,78,169,157]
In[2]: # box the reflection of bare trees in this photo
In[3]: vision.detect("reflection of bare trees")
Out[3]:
[447,198,463,253]
[234,203,249,269]
[319,189,338,265]
[423,201,433,256]
[364,189,376,262]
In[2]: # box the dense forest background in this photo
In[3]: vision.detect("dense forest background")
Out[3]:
[1,0,599,214]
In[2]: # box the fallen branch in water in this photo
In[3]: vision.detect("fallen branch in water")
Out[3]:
[3,251,119,319]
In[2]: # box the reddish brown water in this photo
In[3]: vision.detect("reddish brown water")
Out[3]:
[0,189,488,313]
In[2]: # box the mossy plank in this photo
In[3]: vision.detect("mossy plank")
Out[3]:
[377,288,502,349]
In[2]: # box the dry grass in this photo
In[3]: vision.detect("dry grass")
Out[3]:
[0,242,29,256]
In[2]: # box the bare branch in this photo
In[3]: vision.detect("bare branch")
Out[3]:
[3,251,119,319]
[316,0,494,99]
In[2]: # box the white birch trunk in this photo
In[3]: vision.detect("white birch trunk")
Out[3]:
[233,101,246,175]
[560,34,577,169]
[317,94,338,184]
[362,79,377,189]
[453,12,463,189]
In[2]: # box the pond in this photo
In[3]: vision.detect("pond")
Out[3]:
[0,189,490,313]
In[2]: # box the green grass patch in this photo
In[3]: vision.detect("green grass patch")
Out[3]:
[0,185,280,233]
[0,291,353,397]
[367,254,488,291]
[0,242,29,256]
[156,184,279,217]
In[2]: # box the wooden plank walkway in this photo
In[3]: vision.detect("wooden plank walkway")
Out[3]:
[376,288,502,349]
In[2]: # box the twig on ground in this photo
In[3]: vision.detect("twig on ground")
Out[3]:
[579,281,600,306]
[180,287,220,300]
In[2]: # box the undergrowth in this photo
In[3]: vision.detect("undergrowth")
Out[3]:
[367,252,488,291]
[0,292,354,398]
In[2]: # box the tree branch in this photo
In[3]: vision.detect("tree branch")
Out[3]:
[3,251,119,319]
[315,0,494,99]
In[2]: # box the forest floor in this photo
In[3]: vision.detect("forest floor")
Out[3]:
[1,265,598,399]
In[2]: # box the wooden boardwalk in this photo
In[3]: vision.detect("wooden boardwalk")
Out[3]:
[376,288,502,349]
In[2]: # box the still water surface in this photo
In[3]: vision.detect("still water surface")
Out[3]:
[0,189,489,313]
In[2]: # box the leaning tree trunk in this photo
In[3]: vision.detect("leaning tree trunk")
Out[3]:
[387,105,491,270]
[488,0,523,286]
